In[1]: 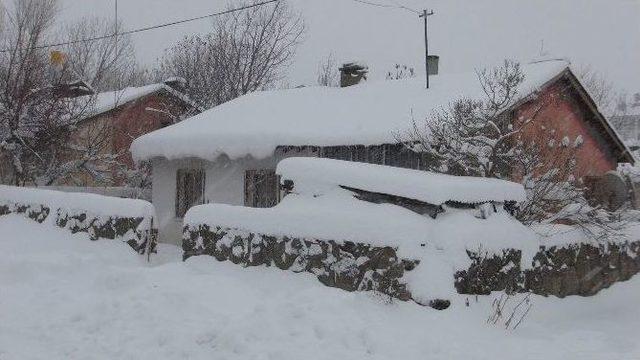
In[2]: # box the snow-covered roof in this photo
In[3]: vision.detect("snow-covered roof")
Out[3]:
[131,61,570,162]
[276,157,526,205]
[78,82,202,121]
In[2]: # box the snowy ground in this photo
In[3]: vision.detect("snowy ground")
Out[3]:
[1,215,638,360]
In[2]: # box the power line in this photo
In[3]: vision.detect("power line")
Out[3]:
[0,0,279,53]
[351,0,419,14]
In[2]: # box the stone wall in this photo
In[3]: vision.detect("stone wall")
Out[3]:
[0,200,156,254]
[183,224,423,304]
[455,241,640,297]
[185,224,640,308]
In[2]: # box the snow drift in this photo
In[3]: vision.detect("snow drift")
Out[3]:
[2,214,640,359]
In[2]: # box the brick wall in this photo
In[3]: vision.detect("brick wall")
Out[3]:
[70,91,193,186]
[516,80,619,180]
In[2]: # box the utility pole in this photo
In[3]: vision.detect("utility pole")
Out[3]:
[114,0,118,104]
[419,9,434,88]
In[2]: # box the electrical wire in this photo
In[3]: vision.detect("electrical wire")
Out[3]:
[351,0,419,14]
[0,0,279,53]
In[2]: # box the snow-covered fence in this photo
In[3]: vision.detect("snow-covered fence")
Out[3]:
[0,185,157,254]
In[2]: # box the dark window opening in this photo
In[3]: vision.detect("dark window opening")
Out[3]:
[175,168,205,218]
[244,169,280,208]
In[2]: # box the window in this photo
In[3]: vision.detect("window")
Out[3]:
[175,169,205,218]
[244,169,280,208]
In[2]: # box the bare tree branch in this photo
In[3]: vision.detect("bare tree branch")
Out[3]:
[0,0,139,187]
[316,52,338,87]
[156,0,305,108]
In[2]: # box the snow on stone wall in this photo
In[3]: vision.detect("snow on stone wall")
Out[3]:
[182,223,438,307]
[455,241,640,297]
[184,217,640,307]
[0,185,157,254]
[36,185,151,201]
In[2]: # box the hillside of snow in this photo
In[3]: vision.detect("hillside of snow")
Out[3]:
[1,214,638,359]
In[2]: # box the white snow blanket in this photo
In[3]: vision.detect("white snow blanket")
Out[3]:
[276,157,526,204]
[131,61,569,162]
[2,215,640,359]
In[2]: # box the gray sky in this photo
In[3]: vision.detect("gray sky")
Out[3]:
[58,0,640,92]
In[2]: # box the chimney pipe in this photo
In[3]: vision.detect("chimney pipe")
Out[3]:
[339,62,368,88]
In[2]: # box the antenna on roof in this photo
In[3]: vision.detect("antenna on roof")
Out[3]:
[539,39,548,57]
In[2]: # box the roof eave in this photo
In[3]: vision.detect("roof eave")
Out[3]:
[76,85,203,124]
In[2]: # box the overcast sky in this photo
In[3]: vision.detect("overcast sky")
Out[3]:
[57,0,640,92]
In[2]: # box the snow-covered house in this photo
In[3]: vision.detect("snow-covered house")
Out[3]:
[131,60,633,243]
[65,79,202,186]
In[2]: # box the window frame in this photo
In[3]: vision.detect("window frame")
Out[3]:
[244,169,281,208]
[175,168,206,218]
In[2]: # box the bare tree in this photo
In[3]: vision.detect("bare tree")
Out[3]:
[0,0,136,186]
[47,115,121,186]
[613,92,640,116]
[0,3,5,34]
[157,0,305,108]
[59,17,136,91]
[577,65,617,116]
[398,60,586,223]
[0,0,66,185]
[316,52,338,87]
[402,61,533,178]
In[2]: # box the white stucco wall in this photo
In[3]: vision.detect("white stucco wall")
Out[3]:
[152,148,319,244]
